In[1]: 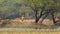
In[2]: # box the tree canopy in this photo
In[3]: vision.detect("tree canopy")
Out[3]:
[0,0,60,20]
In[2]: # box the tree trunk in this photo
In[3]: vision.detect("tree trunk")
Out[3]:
[35,10,38,23]
[35,7,45,23]
[51,13,56,24]
[35,11,43,23]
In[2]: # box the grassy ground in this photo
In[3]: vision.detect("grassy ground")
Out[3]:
[0,29,60,34]
[0,19,60,34]
[0,19,60,29]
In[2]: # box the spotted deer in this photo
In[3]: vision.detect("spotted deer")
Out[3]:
[15,16,25,22]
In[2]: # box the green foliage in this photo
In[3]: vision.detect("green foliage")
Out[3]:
[21,0,60,17]
[0,0,60,19]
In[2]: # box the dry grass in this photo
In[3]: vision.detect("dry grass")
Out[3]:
[0,19,60,28]
[0,19,60,34]
[0,29,60,34]
[42,19,54,25]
